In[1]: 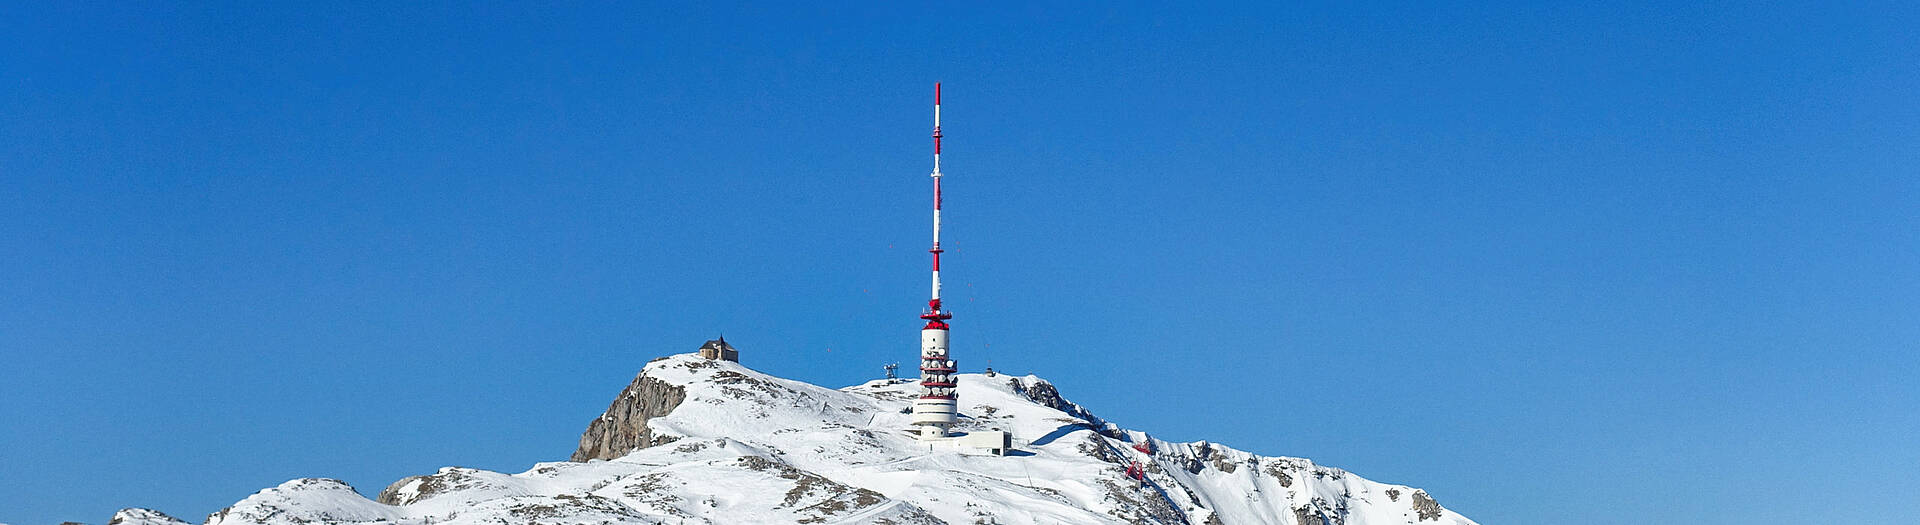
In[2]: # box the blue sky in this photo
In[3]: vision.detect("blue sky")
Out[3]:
[3,2,1916,524]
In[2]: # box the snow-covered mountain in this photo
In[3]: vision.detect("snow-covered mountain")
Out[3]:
[113,351,1477,525]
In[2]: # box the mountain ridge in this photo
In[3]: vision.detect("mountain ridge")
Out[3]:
[105,350,1477,525]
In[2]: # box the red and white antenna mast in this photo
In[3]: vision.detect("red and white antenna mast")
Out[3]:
[910,83,958,439]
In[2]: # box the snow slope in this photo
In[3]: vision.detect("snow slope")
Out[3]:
[153,353,1476,525]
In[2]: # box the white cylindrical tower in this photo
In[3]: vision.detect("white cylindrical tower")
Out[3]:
[911,83,958,439]
[911,323,956,433]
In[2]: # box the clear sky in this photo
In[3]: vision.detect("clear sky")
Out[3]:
[3,3,1915,524]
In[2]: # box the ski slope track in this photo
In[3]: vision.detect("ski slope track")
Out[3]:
[121,353,1479,525]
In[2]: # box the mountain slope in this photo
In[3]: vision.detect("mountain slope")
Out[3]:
[162,352,1476,525]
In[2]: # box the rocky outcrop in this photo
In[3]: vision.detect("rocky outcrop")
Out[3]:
[571,369,689,462]
[108,509,189,525]
[375,475,435,505]
[375,467,517,505]
[1009,377,1121,438]
[1412,490,1444,521]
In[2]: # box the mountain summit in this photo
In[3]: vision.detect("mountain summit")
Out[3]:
[133,349,1477,524]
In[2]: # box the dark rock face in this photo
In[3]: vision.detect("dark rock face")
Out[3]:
[1009,379,1080,419]
[571,371,689,462]
[1412,490,1444,521]
[1095,477,1188,525]
[1009,377,1121,438]
[375,475,434,505]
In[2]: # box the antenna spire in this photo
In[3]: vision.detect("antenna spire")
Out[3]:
[911,83,958,439]
[929,82,945,307]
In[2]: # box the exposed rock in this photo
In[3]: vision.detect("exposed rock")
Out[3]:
[1096,477,1187,525]
[1412,490,1444,521]
[1197,442,1238,472]
[1265,461,1295,487]
[374,468,503,505]
[732,455,896,523]
[1009,377,1121,438]
[376,475,426,505]
[571,371,689,462]
[872,508,950,525]
[108,508,188,525]
[1077,434,1126,465]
